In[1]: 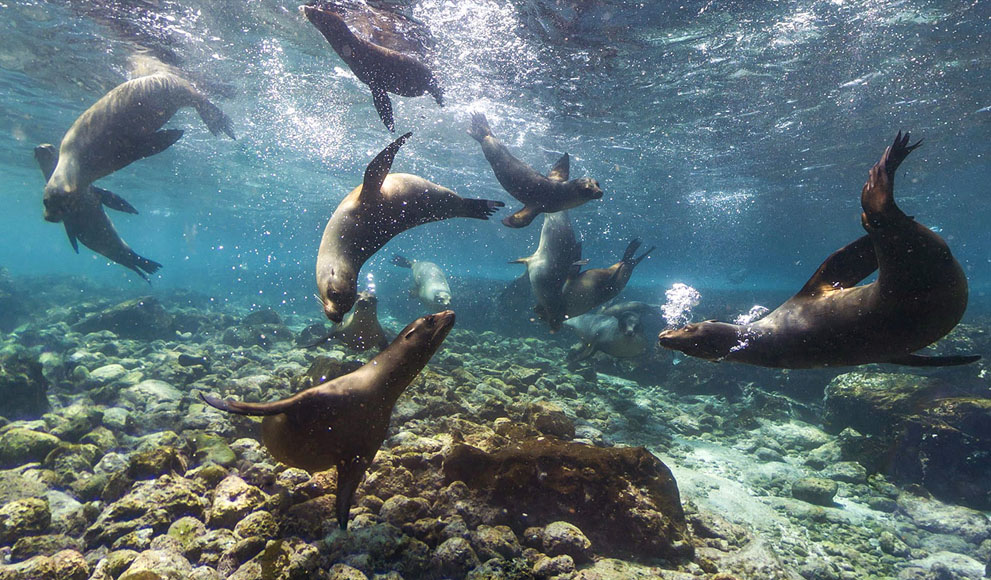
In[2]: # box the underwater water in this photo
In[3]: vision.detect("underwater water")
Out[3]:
[0,0,990,578]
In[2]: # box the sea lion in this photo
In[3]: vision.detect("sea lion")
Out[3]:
[601,301,665,337]
[392,254,452,309]
[511,211,584,332]
[564,313,648,361]
[34,144,162,282]
[302,3,443,132]
[468,112,603,228]
[562,238,655,318]
[42,72,235,223]
[658,133,979,368]
[308,291,391,351]
[202,310,454,529]
[317,132,503,323]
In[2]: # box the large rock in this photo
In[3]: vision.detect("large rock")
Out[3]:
[72,296,174,340]
[0,497,51,545]
[822,372,961,436]
[442,435,693,562]
[0,428,61,468]
[84,475,207,548]
[0,353,49,420]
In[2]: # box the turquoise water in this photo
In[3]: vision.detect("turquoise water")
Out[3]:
[3,0,987,315]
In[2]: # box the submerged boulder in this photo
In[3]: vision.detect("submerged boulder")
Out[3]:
[441,435,693,562]
[72,296,174,340]
[0,352,50,420]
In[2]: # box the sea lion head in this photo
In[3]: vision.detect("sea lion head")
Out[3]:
[353,291,378,311]
[42,182,77,223]
[398,309,456,364]
[617,312,642,337]
[572,177,603,202]
[320,268,358,323]
[657,321,740,361]
[434,291,452,307]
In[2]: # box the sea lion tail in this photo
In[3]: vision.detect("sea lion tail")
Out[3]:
[196,99,236,140]
[461,198,505,220]
[200,392,294,416]
[467,112,492,142]
[631,245,656,267]
[392,254,413,269]
[621,239,642,262]
[129,253,163,283]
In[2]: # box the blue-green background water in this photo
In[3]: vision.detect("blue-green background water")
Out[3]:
[1,0,988,321]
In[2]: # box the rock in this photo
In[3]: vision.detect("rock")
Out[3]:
[823,373,960,436]
[542,521,592,563]
[379,494,431,527]
[432,537,480,579]
[189,432,236,467]
[0,352,49,420]
[243,309,283,326]
[85,475,207,548]
[72,296,174,340]
[228,538,319,580]
[898,492,991,544]
[167,516,206,555]
[442,435,693,562]
[292,356,363,391]
[533,554,575,578]
[823,461,867,484]
[233,511,279,540]
[120,380,183,431]
[791,477,838,506]
[11,533,82,561]
[49,404,103,442]
[118,549,193,580]
[327,563,369,579]
[525,400,575,440]
[222,323,293,349]
[87,364,128,387]
[469,524,522,560]
[128,446,188,480]
[0,428,61,468]
[0,549,88,580]
[209,475,269,529]
[0,496,51,544]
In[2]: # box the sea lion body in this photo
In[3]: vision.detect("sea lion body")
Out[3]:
[563,239,655,318]
[202,310,455,529]
[393,255,452,309]
[512,211,583,332]
[564,313,648,361]
[43,72,234,223]
[34,144,161,281]
[302,4,443,131]
[658,133,977,369]
[468,113,602,228]
[327,291,391,351]
[316,133,502,322]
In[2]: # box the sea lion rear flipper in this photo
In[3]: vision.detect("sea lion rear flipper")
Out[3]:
[63,223,80,254]
[861,132,921,220]
[335,457,370,530]
[502,205,540,228]
[199,392,302,416]
[132,252,162,276]
[797,235,877,297]
[371,85,395,132]
[460,198,505,220]
[361,132,412,204]
[887,353,981,367]
[95,187,139,214]
[118,129,185,171]
[195,99,236,139]
[392,254,413,269]
[547,153,570,182]
[467,112,492,143]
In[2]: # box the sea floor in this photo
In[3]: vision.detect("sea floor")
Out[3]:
[0,274,989,580]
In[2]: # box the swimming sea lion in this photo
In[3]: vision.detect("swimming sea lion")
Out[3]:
[34,144,162,282]
[468,112,603,228]
[201,310,455,530]
[600,301,665,337]
[392,254,452,309]
[316,132,503,322]
[308,291,391,351]
[564,313,649,361]
[302,3,443,132]
[658,133,979,368]
[42,72,235,223]
[511,211,584,332]
[562,238,655,318]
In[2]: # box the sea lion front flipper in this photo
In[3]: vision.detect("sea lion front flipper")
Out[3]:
[547,153,570,182]
[115,129,185,172]
[63,222,80,254]
[887,353,981,367]
[94,187,139,214]
[861,131,922,220]
[797,235,878,297]
[503,205,541,228]
[335,456,371,530]
[360,131,412,204]
[34,144,58,179]
[567,342,597,362]
[371,85,395,132]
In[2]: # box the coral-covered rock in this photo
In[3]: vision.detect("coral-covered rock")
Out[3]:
[208,475,269,529]
[0,496,51,545]
[72,296,174,340]
[442,436,693,562]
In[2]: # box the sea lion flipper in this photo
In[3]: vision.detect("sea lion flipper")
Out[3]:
[502,205,540,228]
[467,112,492,143]
[34,144,58,179]
[199,392,303,416]
[797,235,877,297]
[888,353,981,367]
[460,198,505,220]
[371,85,395,132]
[361,132,412,203]
[567,342,597,362]
[195,99,236,139]
[335,457,370,530]
[547,153,570,182]
[95,187,139,214]
[63,223,80,254]
[862,131,921,219]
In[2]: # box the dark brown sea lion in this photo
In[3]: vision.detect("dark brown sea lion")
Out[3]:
[658,133,979,368]
[562,238,655,318]
[308,291,391,351]
[468,112,603,228]
[34,144,162,282]
[201,310,455,530]
[511,211,584,332]
[302,3,443,132]
[42,72,234,224]
[316,132,503,323]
